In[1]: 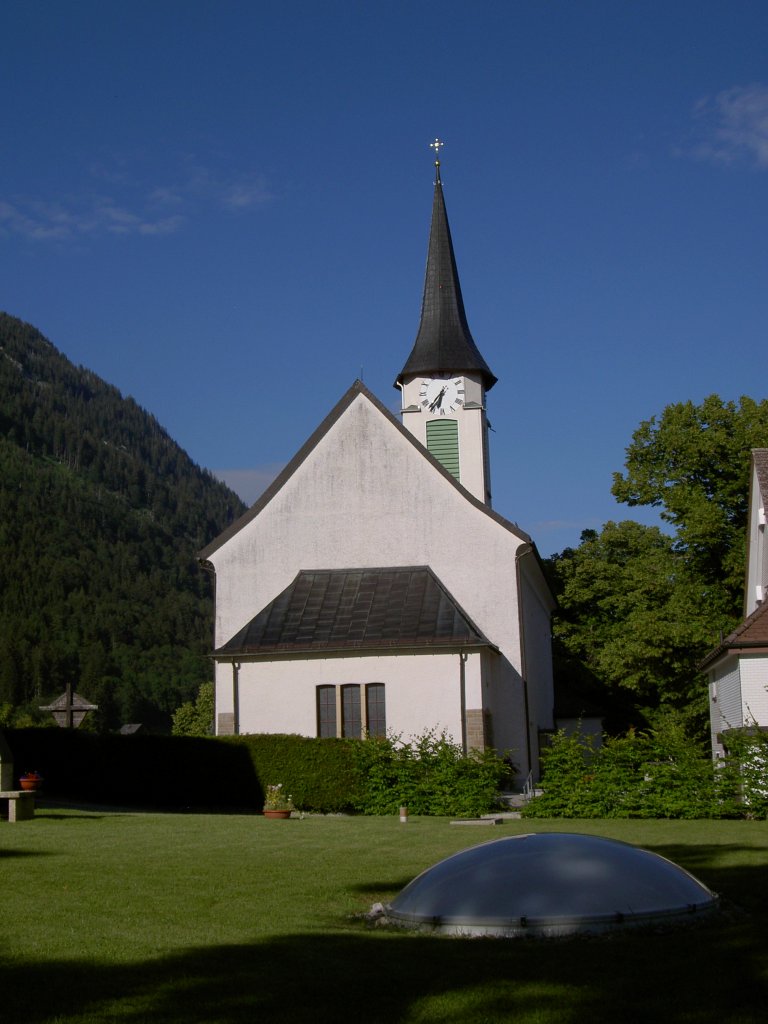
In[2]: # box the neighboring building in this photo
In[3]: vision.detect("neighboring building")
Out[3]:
[702,449,768,757]
[199,151,556,778]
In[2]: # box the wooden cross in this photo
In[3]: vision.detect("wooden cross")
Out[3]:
[63,680,75,729]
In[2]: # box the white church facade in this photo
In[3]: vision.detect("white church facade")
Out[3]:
[200,150,556,778]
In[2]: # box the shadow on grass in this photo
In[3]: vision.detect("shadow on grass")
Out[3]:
[3,839,765,1024]
[3,858,768,1024]
[349,877,416,895]
[642,843,768,917]
[34,812,110,821]
[0,848,52,860]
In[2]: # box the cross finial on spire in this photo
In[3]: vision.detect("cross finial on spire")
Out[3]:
[430,138,444,183]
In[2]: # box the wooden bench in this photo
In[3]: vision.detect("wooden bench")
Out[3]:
[0,790,35,822]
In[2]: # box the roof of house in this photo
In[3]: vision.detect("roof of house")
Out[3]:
[215,566,495,657]
[39,691,98,711]
[699,598,768,671]
[395,170,497,389]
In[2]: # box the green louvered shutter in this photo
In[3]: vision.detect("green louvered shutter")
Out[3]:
[426,419,460,480]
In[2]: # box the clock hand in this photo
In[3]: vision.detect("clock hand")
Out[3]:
[429,386,447,412]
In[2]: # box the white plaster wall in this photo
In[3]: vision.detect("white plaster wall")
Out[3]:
[740,655,768,726]
[232,651,466,742]
[482,651,529,768]
[209,393,525,668]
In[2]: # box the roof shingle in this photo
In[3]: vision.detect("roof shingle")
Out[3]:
[216,566,494,656]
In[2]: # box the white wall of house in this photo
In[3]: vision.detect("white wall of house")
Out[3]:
[741,655,768,725]
[745,460,767,615]
[710,659,742,731]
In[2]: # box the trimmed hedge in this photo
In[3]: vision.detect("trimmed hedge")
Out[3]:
[222,733,362,813]
[4,728,361,812]
[6,728,260,809]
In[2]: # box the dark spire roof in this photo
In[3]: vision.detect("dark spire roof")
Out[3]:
[396,161,497,390]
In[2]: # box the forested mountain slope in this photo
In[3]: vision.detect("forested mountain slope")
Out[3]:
[0,312,246,731]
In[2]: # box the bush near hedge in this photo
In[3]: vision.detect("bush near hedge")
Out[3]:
[523,711,768,820]
[351,729,513,816]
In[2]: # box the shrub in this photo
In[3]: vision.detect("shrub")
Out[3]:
[714,727,768,818]
[171,683,214,737]
[525,711,721,819]
[351,729,513,816]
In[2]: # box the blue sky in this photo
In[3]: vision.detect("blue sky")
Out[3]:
[2,1,768,556]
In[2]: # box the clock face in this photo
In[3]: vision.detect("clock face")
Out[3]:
[419,375,464,415]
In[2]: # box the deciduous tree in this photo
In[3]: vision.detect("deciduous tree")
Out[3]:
[611,394,768,609]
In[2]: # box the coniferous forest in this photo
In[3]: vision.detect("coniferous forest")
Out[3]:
[0,312,246,732]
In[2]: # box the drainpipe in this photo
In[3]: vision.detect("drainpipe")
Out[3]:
[232,660,241,736]
[459,651,468,755]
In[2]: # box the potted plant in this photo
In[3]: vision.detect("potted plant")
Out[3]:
[263,783,294,819]
[19,771,43,792]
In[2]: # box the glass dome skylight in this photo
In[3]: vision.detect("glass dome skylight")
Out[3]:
[383,833,718,937]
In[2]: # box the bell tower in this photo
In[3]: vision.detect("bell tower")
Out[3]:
[396,141,497,506]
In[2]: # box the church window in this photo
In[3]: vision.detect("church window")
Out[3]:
[342,684,362,738]
[316,684,386,738]
[317,685,337,738]
[426,419,460,479]
[366,683,386,737]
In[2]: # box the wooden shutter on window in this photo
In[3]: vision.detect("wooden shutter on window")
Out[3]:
[426,419,460,480]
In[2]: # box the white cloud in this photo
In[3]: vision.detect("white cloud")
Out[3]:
[689,84,768,168]
[0,157,272,243]
[0,193,186,241]
[212,465,284,505]
[220,178,272,209]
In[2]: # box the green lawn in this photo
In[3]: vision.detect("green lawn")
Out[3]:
[2,809,767,1023]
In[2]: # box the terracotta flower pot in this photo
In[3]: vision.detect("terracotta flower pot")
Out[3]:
[263,809,292,819]
[20,776,42,792]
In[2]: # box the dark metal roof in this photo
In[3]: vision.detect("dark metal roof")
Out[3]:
[396,178,497,390]
[216,566,494,656]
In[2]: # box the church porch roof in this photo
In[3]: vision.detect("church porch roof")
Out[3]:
[216,566,495,657]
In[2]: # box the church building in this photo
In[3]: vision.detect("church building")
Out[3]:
[199,147,555,779]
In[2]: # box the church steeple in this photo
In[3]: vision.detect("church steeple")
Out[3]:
[396,141,497,390]
[396,142,495,507]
